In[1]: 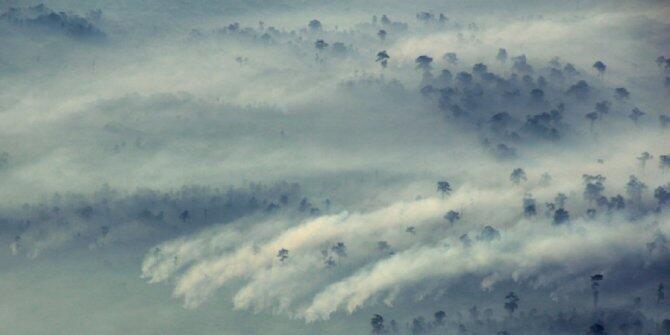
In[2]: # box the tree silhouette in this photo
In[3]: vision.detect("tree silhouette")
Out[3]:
[434,310,446,326]
[504,292,519,317]
[496,48,508,63]
[591,274,604,310]
[658,283,665,305]
[510,168,527,184]
[523,195,537,217]
[314,39,329,51]
[660,155,670,170]
[179,210,190,223]
[585,112,599,130]
[443,52,458,65]
[377,29,387,42]
[637,152,653,168]
[277,248,289,262]
[629,107,645,125]
[437,181,452,197]
[595,100,611,116]
[553,208,570,224]
[583,174,606,203]
[614,87,630,100]
[410,316,426,335]
[376,50,390,68]
[444,210,460,223]
[415,55,433,71]
[593,61,606,75]
[331,242,347,257]
[371,314,385,334]
[308,19,322,32]
[589,322,606,335]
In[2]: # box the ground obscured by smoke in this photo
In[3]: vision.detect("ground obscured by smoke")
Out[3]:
[1,0,669,334]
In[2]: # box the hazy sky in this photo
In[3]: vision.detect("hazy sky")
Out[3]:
[1,1,669,334]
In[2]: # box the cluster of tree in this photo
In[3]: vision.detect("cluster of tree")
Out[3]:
[412,49,662,159]
[5,181,325,255]
[415,12,448,26]
[1,3,105,40]
[371,282,669,334]
[655,55,670,88]
[503,167,670,223]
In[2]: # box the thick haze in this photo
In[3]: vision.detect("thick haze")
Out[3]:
[1,0,669,334]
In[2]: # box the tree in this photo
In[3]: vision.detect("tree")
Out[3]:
[555,193,568,208]
[593,61,606,75]
[381,15,391,26]
[530,88,544,101]
[473,63,488,74]
[308,19,322,32]
[589,323,607,335]
[478,226,501,241]
[331,242,347,257]
[504,292,519,317]
[376,50,390,68]
[179,210,190,223]
[583,174,606,203]
[595,100,611,116]
[658,283,665,305]
[459,234,472,247]
[415,55,433,71]
[662,319,670,335]
[510,168,527,184]
[377,29,387,42]
[469,305,480,321]
[438,13,447,24]
[656,184,670,206]
[512,54,533,73]
[539,173,552,186]
[324,256,335,268]
[437,181,452,197]
[614,87,630,100]
[410,316,426,335]
[637,152,653,168]
[661,115,670,128]
[277,248,289,262]
[371,314,385,334]
[626,175,647,204]
[591,274,604,309]
[564,62,578,75]
[314,39,329,51]
[660,155,670,170]
[443,52,458,64]
[496,48,508,63]
[444,210,460,223]
[434,311,446,326]
[585,112,599,129]
[523,195,537,217]
[567,80,590,99]
[553,208,570,224]
[629,107,645,125]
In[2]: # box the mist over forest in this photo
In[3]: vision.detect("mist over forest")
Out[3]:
[1,0,669,334]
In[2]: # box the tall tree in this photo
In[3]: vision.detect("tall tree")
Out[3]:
[376,50,390,68]
[504,292,520,317]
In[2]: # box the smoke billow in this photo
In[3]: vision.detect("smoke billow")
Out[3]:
[1,0,669,334]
